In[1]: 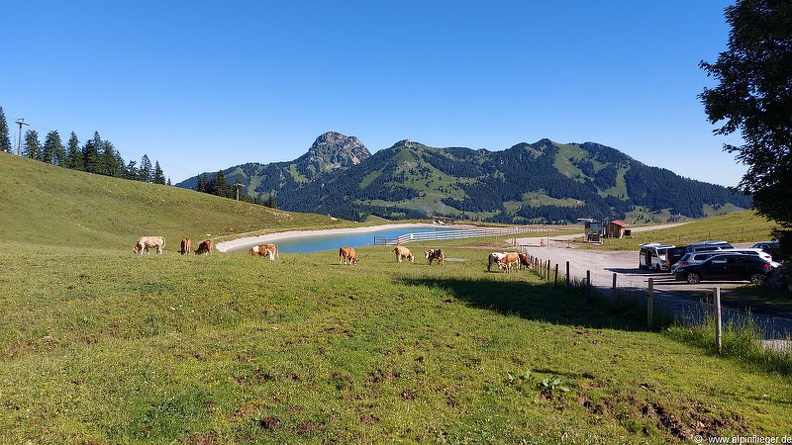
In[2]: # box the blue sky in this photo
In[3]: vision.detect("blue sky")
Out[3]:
[3,1,744,186]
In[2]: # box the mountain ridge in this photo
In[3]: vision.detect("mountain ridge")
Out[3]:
[176,132,751,224]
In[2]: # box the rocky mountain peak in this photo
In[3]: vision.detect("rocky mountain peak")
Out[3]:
[304,131,371,172]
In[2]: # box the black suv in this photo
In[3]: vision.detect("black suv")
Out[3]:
[673,253,774,284]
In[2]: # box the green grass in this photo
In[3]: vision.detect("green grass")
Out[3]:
[2,155,792,443]
[0,152,359,248]
[2,240,791,443]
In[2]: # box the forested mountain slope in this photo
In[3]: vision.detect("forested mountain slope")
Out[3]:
[177,133,751,224]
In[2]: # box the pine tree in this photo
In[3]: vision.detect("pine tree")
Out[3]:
[214,170,232,198]
[23,130,42,160]
[0,107,11,153]
[43,130,65,165]
[82,139,101,174]
[124,160,138,180]
[65,132,83,171]
[153,161,166,184]
[102,139,123,177]
[139,155,153,182]
[195,173,208,192]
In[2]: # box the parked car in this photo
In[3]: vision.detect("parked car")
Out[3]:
[752,241,785,261]
[684,240,734,253]
[673,253,775,284]
[638,243,675,270]
[670,251,720,273]
[666,246,688,270]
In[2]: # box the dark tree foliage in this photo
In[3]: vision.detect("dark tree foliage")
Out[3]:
[0,107,11,153]
[23,130,42,160]
[139,155,153,182]
[43,130,66,166]
[64,132,83,171]
[153,161,166,185]
[699,0,792,254]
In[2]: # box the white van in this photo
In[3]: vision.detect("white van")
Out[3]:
[639,243,675,270]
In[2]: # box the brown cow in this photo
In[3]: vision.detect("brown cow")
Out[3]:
[339,246,358,265]
[195,239,214,255]
[487,252,507,272]
[179,238,192,255]
[132,236,165,255]
[425,248,445,265]
[497,252,520,273]
[248,243,278,260]
[393,245,414,263]
[518,253,532,270]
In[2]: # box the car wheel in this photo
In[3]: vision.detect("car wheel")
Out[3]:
[749,273,765,285]
[686,272,701,284]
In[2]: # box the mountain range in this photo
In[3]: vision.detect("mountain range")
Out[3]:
[175,131,751,224]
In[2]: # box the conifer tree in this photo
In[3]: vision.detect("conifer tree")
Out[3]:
[0,107,11,153]
[139,154,153,182]
[42,130,65,165]
[153,161,166,184]
[65,132,83,171]
[23,130,42,160]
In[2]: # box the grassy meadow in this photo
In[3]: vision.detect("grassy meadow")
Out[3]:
[1,154,791,443]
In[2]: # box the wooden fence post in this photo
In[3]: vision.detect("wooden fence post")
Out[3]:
[612,273,617,307]
[715,287,722,355]
[566,261,570,293]
[647,278,654,329]
[546,260,551,280]
[554,264,559,288]
[586,270,592,303]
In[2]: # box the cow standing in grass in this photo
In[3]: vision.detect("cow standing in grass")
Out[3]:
[132,236,166,255]
[195,239,214,255]
[393,245,414,263]
[497,253,521,273]
[249,243,278,260]
[339,246,358,265]
[179,238,192,255]
[487,252,507,272]
[425,248,445,265]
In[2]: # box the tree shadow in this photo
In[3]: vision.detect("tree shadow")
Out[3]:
[398,277,648,333]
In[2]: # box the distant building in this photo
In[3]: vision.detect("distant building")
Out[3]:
[604,220,629,238]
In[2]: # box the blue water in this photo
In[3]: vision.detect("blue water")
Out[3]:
[232,225,460,254]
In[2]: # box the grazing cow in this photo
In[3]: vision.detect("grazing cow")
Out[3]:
[518,253,532,270]
[497,252,521,273]
[248,243,278,260]
[393,245,414,263]
[487,252,507,272]
[195,239,214,255]
[425,248,445,265]
[132,236,166,255]
[179,238,192,255]
[339,246,358,265]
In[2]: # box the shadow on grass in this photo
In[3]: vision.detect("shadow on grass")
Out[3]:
[398,277,648,333]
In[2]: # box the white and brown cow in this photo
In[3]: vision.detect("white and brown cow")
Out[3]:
[195,239,214,255]
[425,248,445,265]
[179,237,192,255]
[248,243,278,260]
[487,252,507,272]
[339,246,358,265]
[497,252,521,273]
[132,236,166,255]
[393,245,414,263]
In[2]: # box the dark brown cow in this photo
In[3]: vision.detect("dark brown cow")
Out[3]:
[425,248,445,265]
[518,253,532,270]
[132,236,165,255]
[180,238,192,255]
[339,246,358,265]
[195,239,214,255]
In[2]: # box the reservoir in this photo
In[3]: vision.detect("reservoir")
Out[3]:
[222,224,470,254]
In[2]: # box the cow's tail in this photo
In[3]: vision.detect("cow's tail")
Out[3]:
[161,237,166,249]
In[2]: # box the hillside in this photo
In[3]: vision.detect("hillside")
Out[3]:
[0,152,353,248]
[177,134,752,224]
